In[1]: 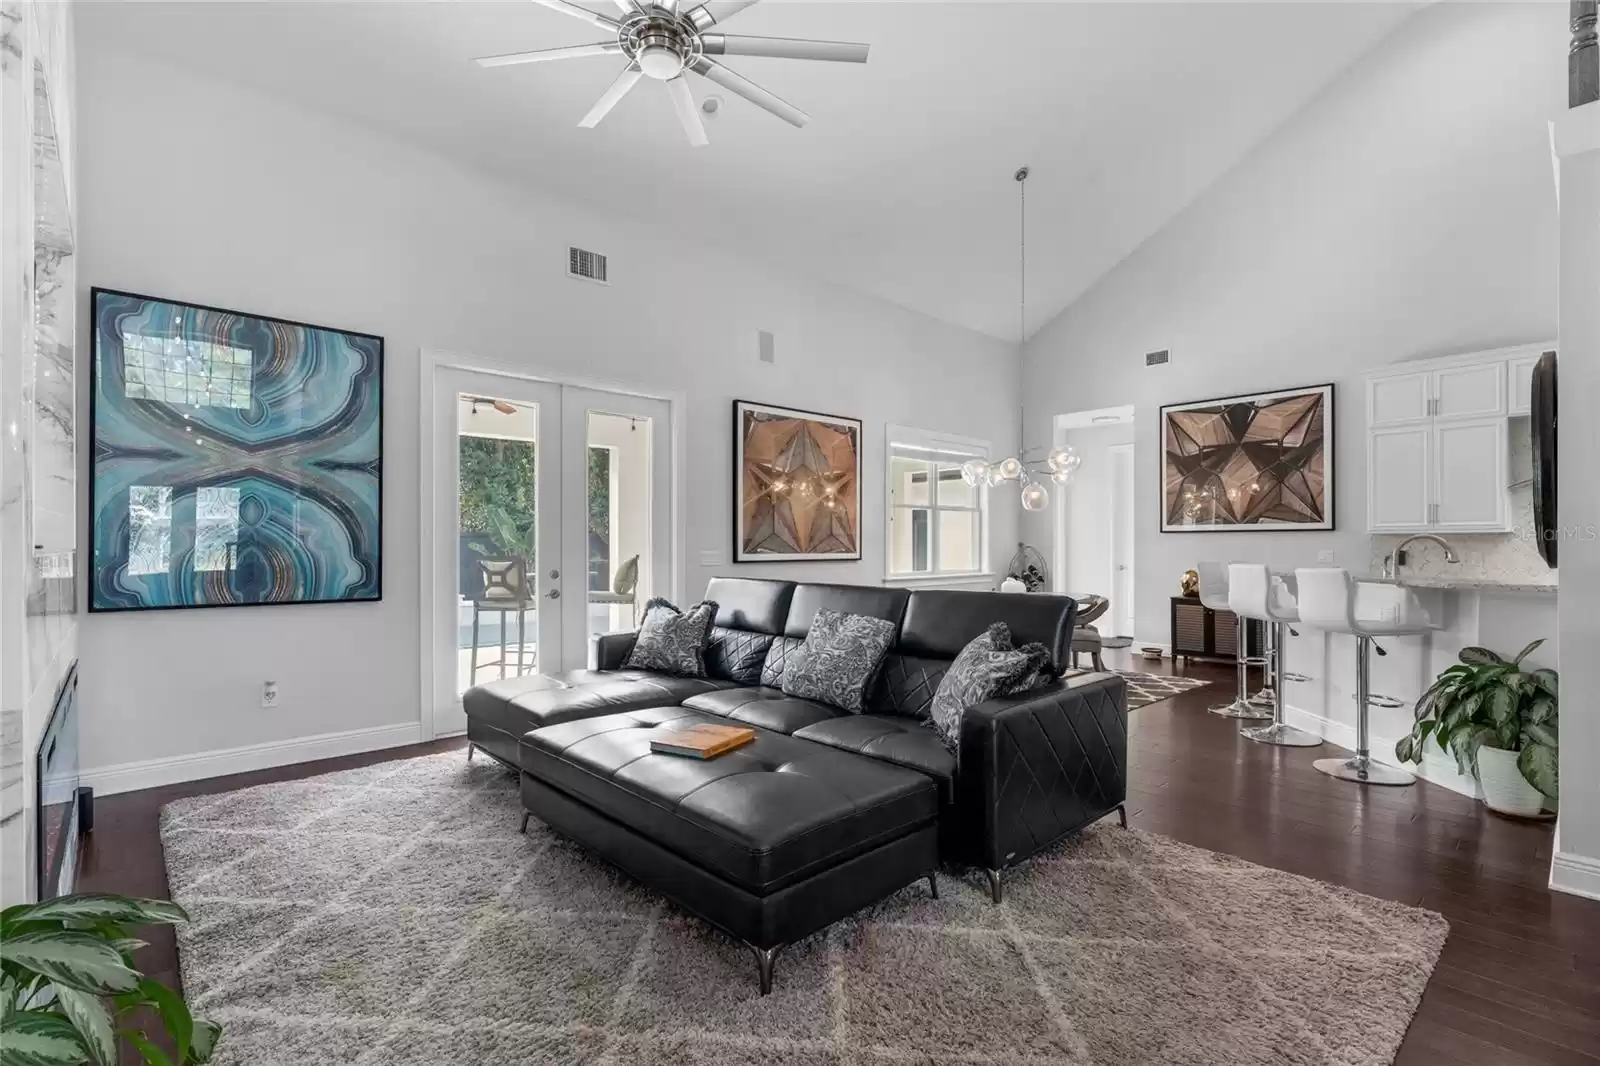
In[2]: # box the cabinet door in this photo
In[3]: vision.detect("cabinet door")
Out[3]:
[1507,353,1545,417]
[1434,363,1505,419]
[1368,425,1431,531]
[1367,372,1431,426]
[1432,417,1508,531]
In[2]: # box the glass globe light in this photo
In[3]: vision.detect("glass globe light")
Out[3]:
[1051,469,1073,485]
[995,456,1024,482]
[960,458,990,487]
[1047,445,1073,473]
[1020,481,1050,511]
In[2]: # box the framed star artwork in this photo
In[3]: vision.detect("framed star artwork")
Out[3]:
[733,400,862,562]
[1160,383,1334,532]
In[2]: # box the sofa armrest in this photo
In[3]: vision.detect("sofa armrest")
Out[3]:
[590,631,639,671]
[952,671,1128,870]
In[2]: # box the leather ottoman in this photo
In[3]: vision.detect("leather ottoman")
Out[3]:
[519,706,941,993]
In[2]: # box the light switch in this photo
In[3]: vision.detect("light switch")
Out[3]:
[1317,549,1336,563]
[699,549,724,567]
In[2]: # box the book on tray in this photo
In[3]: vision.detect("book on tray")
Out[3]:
[650,723,757,759]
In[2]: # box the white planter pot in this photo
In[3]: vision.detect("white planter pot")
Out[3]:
[1477,744,1545,817]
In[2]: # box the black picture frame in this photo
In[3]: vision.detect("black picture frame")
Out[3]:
[88,287,385,611]
[731,399,863,563]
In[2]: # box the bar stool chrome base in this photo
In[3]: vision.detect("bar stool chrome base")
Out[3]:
[1242,722,1323,747]
[1314,755,1416,786]
[1209,696,1273,720]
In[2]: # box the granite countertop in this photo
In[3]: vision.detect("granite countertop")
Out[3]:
[1360,574,1558,594]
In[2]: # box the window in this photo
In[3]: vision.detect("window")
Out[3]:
[885,426,988,579]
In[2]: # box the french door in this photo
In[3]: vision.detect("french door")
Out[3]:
[428,367,671,736]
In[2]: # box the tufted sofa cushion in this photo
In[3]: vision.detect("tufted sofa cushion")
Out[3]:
[792,715,955,802]
[704,625,775,685]
[682,687,846,734]
[521,708,938,894]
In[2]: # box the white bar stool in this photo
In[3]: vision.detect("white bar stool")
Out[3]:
[1197,561,1271,721]
[1294,568,1430,786]
[1228,564,1322,747]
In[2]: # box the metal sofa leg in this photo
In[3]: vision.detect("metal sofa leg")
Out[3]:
[750,943,785,996]
[466,743,476,763]
[519,811,531,834]
[927,872,940,899]
[985,868,1004,904]
[1115,803,1128,829]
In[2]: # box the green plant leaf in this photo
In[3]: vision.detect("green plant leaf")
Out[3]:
[1459,646,1504,666]
[1486,685,1517,729]
[189,1019,221,1064]
[0,933,140,995]
[1395,735,1417,764]
[1531,668,1558,698]
[1517,744,1559,799]
[138,979,192,1060]
[1528,696,1556,725]
[8,896,185,930]
[1449,727,1494,777]
[52,985,116,1066]
[1510,638,1545,665]
[1523,721,1558,748]
[124,1031,174,1066]
[1,1011,89,1066]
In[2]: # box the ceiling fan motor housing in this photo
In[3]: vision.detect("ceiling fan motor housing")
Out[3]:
[621,10,702,80]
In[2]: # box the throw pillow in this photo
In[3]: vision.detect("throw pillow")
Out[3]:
[623,597,718,677]
[928,623,1054,754]
[781,608,898,712]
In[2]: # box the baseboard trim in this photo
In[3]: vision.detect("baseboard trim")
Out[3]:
[81,722,425,797]
[1550,851,1600,901]
[1281,705,1481,799]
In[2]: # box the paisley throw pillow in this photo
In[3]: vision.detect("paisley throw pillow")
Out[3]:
[929,623,1054,754]
[781,608,898,712]
[623,597,718,677]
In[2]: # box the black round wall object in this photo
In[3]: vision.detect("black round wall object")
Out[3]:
[1530,351,1557,569]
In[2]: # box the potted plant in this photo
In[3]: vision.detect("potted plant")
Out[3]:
[1,893,220,1064]
[1395,640,1558,816]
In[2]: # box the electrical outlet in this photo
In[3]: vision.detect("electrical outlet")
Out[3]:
[261,681,279,709]
[1317,549,1335,563]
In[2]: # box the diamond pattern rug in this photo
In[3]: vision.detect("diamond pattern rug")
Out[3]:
[160,752,1447,1066]
[1115,670,1212,710]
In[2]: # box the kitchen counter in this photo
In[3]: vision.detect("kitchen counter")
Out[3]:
[1360,575,1558,595]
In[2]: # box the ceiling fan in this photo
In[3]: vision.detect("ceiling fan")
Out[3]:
[474,0,870,146]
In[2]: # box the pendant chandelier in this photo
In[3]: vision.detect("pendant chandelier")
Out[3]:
[958,165,1081,511]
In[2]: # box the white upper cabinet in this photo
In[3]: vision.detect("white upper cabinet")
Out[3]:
[1433,363,1504,419]
[1363,345,1542,534]
[1432,417,1508,531]
[1368,372,1431,427]
[1507,351,1545,417]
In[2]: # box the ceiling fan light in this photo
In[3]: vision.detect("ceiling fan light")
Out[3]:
[637,43,682,80]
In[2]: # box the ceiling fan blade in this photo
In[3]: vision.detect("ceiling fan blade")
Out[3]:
[475,41,623,68]
[609,0,640,13]
[529,0,621,33]
[689,56,808,127]
[701,35,868,63]
[684,0,762,32]
[666,75,709,146]
[579,64,643,127]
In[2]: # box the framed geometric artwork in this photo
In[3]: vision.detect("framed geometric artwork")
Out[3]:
[733,400,862,562]
[89,288,384,611]
[1160,383,1334,533]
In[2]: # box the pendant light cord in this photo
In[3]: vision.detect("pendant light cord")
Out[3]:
[1016,165,1029,457]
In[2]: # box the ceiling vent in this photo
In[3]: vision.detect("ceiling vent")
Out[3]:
[1145,349,1170,367]
[567,247,608,284]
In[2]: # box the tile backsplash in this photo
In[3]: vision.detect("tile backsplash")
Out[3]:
[1369,418,1557,586]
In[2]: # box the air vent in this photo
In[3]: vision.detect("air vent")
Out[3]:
[567,247,608,284]
[1146,349,1170,367]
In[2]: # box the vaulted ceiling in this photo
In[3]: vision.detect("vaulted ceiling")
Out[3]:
[79,1,1418,341]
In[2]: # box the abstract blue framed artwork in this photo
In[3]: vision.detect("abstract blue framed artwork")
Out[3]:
[90,289,383,611]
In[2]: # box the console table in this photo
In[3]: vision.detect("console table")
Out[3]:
[1170,596,1262,664]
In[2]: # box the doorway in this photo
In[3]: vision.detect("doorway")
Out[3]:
[1053,406,1137,641]
[425,364,672,737]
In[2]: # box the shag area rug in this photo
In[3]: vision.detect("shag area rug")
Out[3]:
[161,752,1447,1066]
[1116,670,1211,710]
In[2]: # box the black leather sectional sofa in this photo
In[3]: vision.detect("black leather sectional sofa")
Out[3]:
[463,577,1128,992]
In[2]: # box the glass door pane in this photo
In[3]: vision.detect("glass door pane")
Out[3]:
[561,388,672,672]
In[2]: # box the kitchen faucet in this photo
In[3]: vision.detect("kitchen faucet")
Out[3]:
[1381,534,1460,580]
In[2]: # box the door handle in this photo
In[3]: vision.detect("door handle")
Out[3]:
[546,589,560,600]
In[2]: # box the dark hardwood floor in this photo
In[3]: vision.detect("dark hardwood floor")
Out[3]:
[79,651,1599,1065]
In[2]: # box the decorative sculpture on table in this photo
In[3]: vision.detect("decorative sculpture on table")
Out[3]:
[733,400,861,562]
[89,289,384,610]
[1161,383,1334,532]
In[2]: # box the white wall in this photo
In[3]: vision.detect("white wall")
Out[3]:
[1055,422,1135,616]
[74,43,1018,786]
[1020,1,1563,647]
